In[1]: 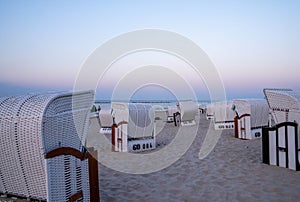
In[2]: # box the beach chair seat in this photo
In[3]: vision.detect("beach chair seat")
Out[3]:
[177,101,198,126]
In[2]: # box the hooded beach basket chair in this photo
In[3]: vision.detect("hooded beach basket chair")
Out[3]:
[262,89,300,170]
[232,99,269,139]
[211,101,235,130]
[175,101,198,127]
[98,109,113,134]
[0,91,99,201]
[111,102,156,153]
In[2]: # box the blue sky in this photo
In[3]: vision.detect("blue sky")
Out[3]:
[0,1,299,100]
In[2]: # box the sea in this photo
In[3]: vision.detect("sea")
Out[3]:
[94,100,210,110]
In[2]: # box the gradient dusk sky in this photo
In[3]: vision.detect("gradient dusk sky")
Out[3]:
[0,1,299,100]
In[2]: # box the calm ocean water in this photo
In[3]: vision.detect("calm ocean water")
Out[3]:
[94,100,210,110]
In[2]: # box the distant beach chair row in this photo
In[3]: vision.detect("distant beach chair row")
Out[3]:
[0,91,99,201]
[96,93,300,171]
[97,103,191,134]
[206,99,269,139]
[205,91,300,171]
[98,100,199,153]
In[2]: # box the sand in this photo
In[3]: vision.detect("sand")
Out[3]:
[2,114,299,201]
[87,114,300,201]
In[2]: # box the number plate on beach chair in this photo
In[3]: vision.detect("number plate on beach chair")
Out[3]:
[128,138,156,152]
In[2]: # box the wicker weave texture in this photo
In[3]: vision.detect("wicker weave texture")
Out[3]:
[178,101,198,122]
[264,89,300,124]
[208,101,235,122]
[112,102,155,139]
[0,91,94,201]
[233,99,269,128]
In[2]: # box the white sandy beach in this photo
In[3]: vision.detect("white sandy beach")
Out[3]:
[87,114,300,201]
[1,114,299,202]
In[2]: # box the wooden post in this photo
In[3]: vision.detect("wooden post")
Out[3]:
[262,127,270,164]
[87,148,100,202]
[234,116,238,138]
[111,123,117,151]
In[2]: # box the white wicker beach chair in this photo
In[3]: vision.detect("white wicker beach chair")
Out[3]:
[176,101,198,126]
[262,89,300,170]
[205,103,214,120]
[167,106,178,122]
[111,102,156,152]
[0,91,99,201]
[232,99,269,139]
[263,89,300,124]
[98,109,113,134]
[211,101,235,130]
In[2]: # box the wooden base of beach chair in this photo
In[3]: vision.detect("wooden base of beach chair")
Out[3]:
[262,122,300,171]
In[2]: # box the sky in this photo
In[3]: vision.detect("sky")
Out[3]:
[0,0,299,101]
